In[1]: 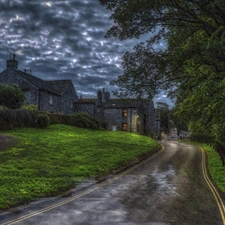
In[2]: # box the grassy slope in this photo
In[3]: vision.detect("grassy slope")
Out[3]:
[196,143,225,192]
[0,124,160,210]
[185,142,225,192]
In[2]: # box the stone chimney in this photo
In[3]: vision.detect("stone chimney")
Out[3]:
[7,53,18,69]
[102,88,105,102]
[24,69,32,74]
[97,89,102,101]
[97,88,110,102]
[105,91,110,101]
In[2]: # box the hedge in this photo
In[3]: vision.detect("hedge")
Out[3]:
[189,133,214,144]
[44,112,107,130]
[0,110,107,131]
[0,109,50,130]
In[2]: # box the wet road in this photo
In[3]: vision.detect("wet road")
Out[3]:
[0,141,224,225]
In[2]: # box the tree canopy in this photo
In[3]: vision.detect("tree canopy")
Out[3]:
[155,102,171,135]
[100,0,225,96]
[100,0,225,144]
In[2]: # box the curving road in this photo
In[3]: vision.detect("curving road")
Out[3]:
[0,141,224,225]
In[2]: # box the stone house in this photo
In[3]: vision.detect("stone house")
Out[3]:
[74,89,155,135]
[0,54,78,114]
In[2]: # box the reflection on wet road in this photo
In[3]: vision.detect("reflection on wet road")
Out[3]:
[0,141,224,225]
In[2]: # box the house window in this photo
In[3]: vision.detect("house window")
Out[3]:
[70,100,73,109]
[122,108,128,117]
[122,123,128,131]
[50,94,53,105]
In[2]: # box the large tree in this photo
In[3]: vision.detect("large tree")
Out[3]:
[155,102,170,133]
[100,0,225,143]
[100,0,225,97]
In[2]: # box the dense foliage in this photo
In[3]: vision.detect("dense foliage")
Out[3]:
[155,102,188,136]
[0,109,50,130]
[155,102,171,135]
[0,83,25,109]
[100,0,225,145]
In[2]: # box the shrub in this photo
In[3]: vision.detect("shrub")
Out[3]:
[45,113,64,125]
[36,114,50,128]
[22,104,37,111]
[189,133,213,144]
[0,84,25,109]
[43,112,107,130]
[70,113,107,130]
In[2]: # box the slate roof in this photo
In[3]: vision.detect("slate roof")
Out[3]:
[74,99,97,104]
[74,98,141,108]
[103,99,140,108]
[16,69,72,95]
[46,80,73,95]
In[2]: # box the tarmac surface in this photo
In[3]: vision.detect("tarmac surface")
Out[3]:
[0,141,224,225]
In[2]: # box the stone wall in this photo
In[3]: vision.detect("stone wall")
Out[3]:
[104,108,125,130]
[61,82,78,114]
[141,100,155,135]
[103,108,140,132]
[38,91,61,114]
[74,103,96,116]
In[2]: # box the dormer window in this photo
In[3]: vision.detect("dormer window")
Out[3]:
[122,108,128,117]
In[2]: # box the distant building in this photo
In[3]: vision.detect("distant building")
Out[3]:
[74,89,156,135]
[0,54,78,114]
[168,128,178,140]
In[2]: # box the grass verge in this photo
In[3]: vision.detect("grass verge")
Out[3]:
[188,142,225,192]
[0,124,160,210]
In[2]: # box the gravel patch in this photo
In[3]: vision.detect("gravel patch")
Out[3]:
[0,134,19,150]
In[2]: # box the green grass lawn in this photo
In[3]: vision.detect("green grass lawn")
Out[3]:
[0,124,160,210]
[197,143,225,192]
[186,142,225,193]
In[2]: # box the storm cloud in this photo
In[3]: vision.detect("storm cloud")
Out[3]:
[0,0,172,105]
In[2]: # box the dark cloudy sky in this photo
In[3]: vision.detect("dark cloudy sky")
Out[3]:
[0,0,172,105]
